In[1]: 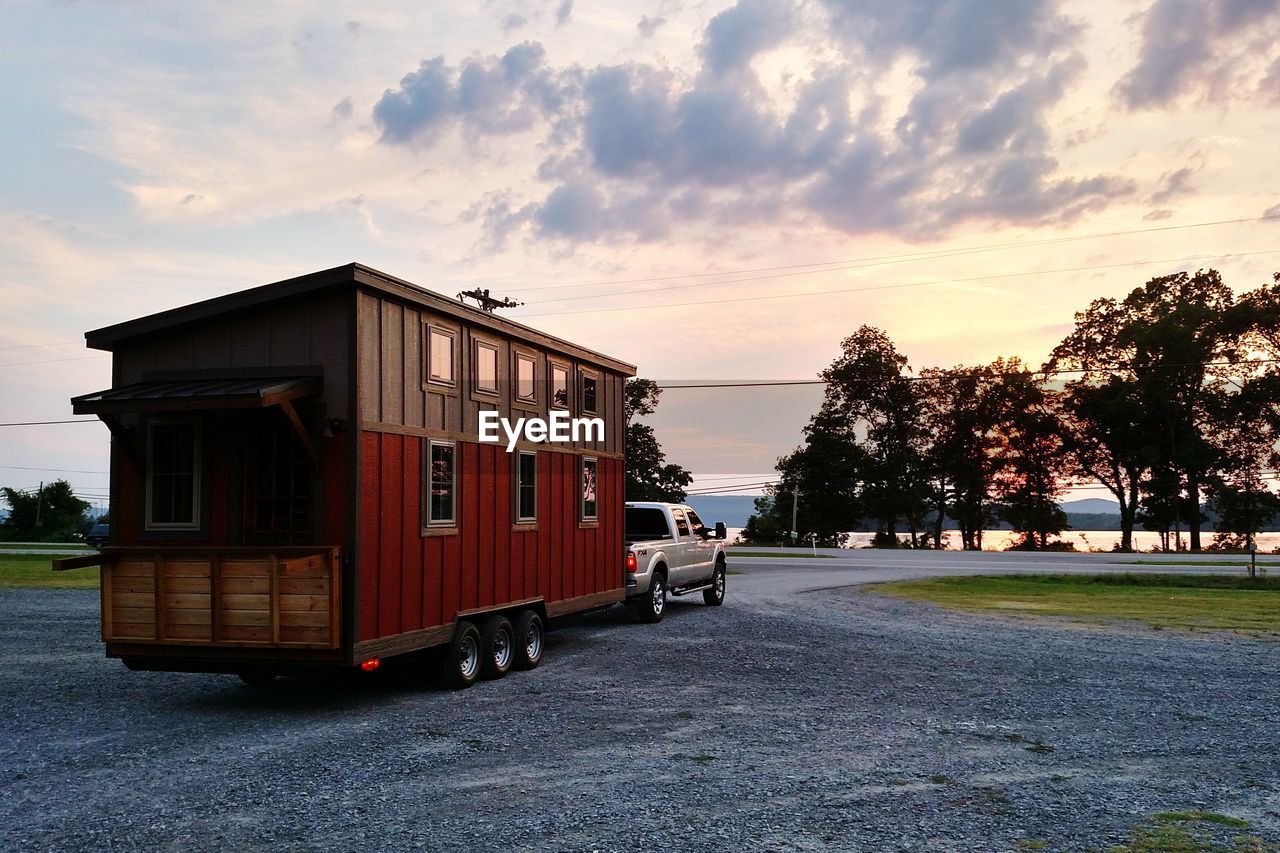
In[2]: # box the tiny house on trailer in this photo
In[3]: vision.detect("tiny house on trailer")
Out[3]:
[58,263,635,687]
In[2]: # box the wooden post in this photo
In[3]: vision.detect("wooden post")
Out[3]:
[269,554,281,645]
[210,554,222,643]
[153,554,165,641]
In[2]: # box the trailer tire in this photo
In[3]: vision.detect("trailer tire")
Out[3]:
[480,615,515,680]
[639,570,667,623]
[703,559,726,606]
[512,609,544,671]
[442,621,483,689]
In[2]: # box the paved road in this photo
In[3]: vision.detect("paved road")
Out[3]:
[2,553,1277,851]
[728,547,1267,598]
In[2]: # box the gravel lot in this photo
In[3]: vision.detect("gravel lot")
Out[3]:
[3,563,1279,851]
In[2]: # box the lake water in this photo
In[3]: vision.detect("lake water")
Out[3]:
[729,528,1280,553]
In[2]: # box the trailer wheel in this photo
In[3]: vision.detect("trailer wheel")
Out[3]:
[639,571,666,623]
[703,559,726,606]
[442,621,482,689]
[512,609,544,671]
[480,616,515,680]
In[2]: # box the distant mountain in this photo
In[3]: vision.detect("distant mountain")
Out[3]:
[1060,498,1120,514]
[683,495,758,528]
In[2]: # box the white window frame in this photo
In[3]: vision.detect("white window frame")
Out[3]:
[426,439,457,526]
[426,325,457,387]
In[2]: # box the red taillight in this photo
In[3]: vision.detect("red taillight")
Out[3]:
[626,552,638,573]
[360,658,380,672]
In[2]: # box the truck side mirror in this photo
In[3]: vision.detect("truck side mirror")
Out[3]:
[715,522,727,540]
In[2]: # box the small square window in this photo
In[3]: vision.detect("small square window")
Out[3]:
[516,353,536,402]
[581,457,598,520]
[581,371,598,414]
[427,327,455,385]
[427,441,456,525]
[516,451,537,522]
[474,341,498,394]
[551,365,569,409]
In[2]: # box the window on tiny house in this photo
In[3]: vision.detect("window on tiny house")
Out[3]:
[146,420,200,530]
[516,451,537,522]
[551,364,569,408]
[474,340,498,395]
[581,456,598,520]
[427,440,456,525]
[516,353,536,403]
[581,370,598,413]
[427,327,455,385]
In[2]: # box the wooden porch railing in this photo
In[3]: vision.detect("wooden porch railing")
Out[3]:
[69,547,341,649]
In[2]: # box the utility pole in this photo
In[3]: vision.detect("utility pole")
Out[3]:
[34,481,43,532]
[789,486,800,547]
[456,288,523,312]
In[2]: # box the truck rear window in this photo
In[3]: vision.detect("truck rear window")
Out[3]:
[625,508,671,541]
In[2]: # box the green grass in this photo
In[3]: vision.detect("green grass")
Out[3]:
[728,550,835,558]
[867,573,1280,633]
[1105,813,1264,853]
[1155,813,1252,829]
[0,554,100,589]
[1130,560,1277,568]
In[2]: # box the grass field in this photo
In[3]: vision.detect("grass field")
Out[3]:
[868,573,1280,633]
[0,554,100,589]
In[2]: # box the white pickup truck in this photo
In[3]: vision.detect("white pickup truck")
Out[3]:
[624,502,729,622]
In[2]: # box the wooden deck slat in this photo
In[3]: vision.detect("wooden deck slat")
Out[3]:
[279,610,331,628]
[279,593,328,612]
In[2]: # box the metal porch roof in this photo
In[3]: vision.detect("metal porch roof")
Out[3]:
[71,375,322,415]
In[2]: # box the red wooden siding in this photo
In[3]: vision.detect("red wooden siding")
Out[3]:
[356,431,623,642]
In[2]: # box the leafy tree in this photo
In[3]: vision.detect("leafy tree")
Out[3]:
[1049,270,1243,551]
[987,360,1068,549]
[0,480,91,543]
[818,326,928,546]
[740,495,788,545]
[624,378,692,501]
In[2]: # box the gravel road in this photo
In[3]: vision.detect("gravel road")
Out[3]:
[2,562,1279,851]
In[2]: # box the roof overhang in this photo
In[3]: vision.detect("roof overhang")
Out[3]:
[71,375,323,415]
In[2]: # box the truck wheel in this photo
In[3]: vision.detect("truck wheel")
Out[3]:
[703,560,726,606]
[639,572,666,623]
[480,616,515,680]
[512,609,544,671]
[442,621,482,689]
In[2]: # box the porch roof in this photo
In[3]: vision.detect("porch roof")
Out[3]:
[71,375,322,415]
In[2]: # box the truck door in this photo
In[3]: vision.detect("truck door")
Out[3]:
[683,508,715,580]
[668,507,694,584]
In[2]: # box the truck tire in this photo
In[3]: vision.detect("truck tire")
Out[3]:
[639,571,666,623]
[480,615,515,680]
[512,609,544,671]
[442,621,482,689]
[703,559,726,606]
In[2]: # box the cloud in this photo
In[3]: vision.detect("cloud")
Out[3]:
[374,0,1135,249]
[1148,162,1202,205]
[555,0,573,26]
[330,96,353,123]
[637,15,666,37]
[1115,0,1280,109]
[1144,208,1175,220]
[1266,202,1280,218]
[700,0,796,75]
[372,42,563,145]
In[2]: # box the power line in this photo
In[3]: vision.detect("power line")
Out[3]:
[0,340,79,351]
[0,419,97,427]
[0,465,109,474]
[655,357,1280,390]
[514,249,1280,318]
[0,354,107,368]
[507,211,1280,295]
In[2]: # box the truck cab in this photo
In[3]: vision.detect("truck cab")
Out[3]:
[624,502,729,622]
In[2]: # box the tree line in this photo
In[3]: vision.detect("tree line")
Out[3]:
[745,270,1280,551]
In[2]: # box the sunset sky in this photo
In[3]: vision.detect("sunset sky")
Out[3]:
[3,0,1280,506]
